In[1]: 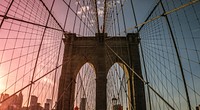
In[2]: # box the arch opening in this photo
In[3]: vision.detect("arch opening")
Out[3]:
[107,62,131,110]
[74,62,96,110]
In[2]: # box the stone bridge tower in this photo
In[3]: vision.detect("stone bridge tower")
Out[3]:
[57,33,146,110]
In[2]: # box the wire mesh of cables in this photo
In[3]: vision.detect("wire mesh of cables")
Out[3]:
[74,63,96,110]
[0,0,200,110]
[139,0,200,110]
[107,63,130,110]
[0,0,99,109]
[0,0,65,109]
[104,0,200,110]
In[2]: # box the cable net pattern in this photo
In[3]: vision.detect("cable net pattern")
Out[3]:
[0,0,200,110]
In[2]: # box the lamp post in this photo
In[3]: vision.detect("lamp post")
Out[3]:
[112,98,123,110]
[112,98,117,106]
[112,98,117,110]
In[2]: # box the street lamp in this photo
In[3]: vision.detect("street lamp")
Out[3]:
[112,97,117,105]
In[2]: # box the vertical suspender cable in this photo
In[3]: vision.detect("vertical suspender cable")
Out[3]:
[50,0,75,105]
[94,0,100,33]
[159,1,192,110]
[103,0,107,33]
[119,0,127,34]
[26,0,56,109]
[72,2,80,33]
[114,0,121,36]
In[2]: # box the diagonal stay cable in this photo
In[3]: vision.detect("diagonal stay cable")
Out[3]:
[62,0,95,34]
[0,54,76,104]
[124,0,200,32]
[105,43,175,110]
[39,0,65,32]
[75,0,98,33]
[0,15,63,32]
[105,47,134,109]
[52,78,74,109]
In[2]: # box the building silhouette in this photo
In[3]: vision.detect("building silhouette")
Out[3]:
[30,95,38,107]
[0,93,53,110]
[29,95,43,110]
[44,99,52,110]
[44,103,50,110]
[0,92,23,110]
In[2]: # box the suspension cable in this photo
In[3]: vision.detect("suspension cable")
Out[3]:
[124,0,200,32]
[106,43,175,110]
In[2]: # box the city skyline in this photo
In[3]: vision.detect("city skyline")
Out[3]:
[0,92,53,110]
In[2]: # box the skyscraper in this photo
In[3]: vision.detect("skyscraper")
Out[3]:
[46,99,52,110]
[16,92,23,109]
[0,93,23,110]
[30,95,38,106]
[44,103,50,110]
[30,95,38,110]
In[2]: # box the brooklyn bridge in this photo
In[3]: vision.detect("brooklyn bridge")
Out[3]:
[0,0,200,110]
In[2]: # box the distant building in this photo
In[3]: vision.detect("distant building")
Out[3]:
[0,93,53,110]
[37,103,43,110]
[44,99,53,110]
[46,99,52,105]
[30,95,38,107]
[29,95,43,110]
[0,92,23,110]
[44,103,50,110]
[16,92,23,108]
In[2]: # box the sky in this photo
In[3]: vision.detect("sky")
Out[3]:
[44,0,155,34]
[0,0,200,110]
